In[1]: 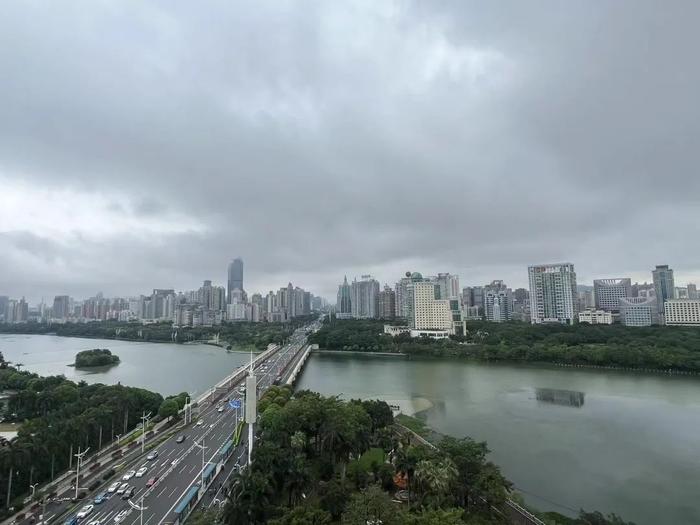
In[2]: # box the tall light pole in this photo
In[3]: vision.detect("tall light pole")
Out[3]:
[29,483,38,500]
[74,447,89,499]
[140,412,152,454]
[128,496,148,525]
[193,438,208,489]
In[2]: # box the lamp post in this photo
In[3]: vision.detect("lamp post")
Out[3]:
[193,438,208,489]
[30,483,38,501]
[116,434,122,446]
[141,412,152,454]
[128,496,148,525]
[74,447,89,499]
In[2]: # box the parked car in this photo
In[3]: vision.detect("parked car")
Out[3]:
[116,483,129,495]
[114,511,128,524]
[87,520,101,525]
[107,482,120,493]
[217,406,224,413]
[121,487,135,500]
[122,470,136,481]
[135,466,148,478]
[195,419,204,427]
[146,451,158,461]
[146,476,158,487]
[176,435,186,443]
[64,516,78,525]
[76,504,94,519]
[94,492,108,504]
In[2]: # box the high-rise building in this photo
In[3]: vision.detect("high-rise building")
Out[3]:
[227,258,244,303]
[578,309,613,324]
[52,295,71,320]
[652,265,675,315]
[688,284,698,300]
[436,273,460,300]
[484,290,512,322]
[664,299,700,326]
[0,296,8,323]
[619,296,658,326]
[528,263,578,325]
[351,276,380,319]
[377,286,396,319]
[395,274,413,319]
[675,287,690,299]
[593,278,632,312]
[411,281,453,332]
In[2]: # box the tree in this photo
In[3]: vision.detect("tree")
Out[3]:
[158,398,180,422]
[400,508,467,525]
[269,506,332,525]
[341,485,402,525]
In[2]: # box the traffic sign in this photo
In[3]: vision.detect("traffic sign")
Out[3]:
[229,399,241,409]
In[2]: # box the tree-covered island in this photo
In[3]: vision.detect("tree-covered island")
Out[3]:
[73,348,120,368]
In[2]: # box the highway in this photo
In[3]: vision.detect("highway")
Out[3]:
[46,324,315,525]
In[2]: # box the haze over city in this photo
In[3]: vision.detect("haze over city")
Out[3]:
[2,1,699,303]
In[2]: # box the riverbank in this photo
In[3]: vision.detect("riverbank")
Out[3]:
[309,318,700,375]
[312,349,407,357]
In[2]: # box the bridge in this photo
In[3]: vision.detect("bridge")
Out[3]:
[6,322,318,525]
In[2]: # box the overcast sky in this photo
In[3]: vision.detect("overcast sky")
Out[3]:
[1,1,699,303]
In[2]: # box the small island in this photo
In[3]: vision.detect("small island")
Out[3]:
[73,348,120,368]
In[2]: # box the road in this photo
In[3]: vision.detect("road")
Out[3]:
[45,324,315,525]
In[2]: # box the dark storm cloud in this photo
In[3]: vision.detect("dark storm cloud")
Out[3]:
[1,0,699,302]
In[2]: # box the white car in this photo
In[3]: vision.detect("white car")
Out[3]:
[114,510,128,523]
[107,481,120,493]
[171,458,179,467]
[195,419,204,426]
[217,406,224,413]
[122,470,136,481]
[116,482,129,495]
[77,504,94,519]
[135,466,148,477]
[88,520,101,525]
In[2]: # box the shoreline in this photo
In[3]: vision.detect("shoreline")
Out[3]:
[312,348,700,378]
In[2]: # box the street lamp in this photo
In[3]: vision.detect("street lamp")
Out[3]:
[193,438,208,489]
[29,483,38,500]
[128,496,148,525]
[116,434,122,446]
[141,412,152,454]
[74,447,89,499]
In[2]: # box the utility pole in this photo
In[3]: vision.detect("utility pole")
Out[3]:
[74,447,89,500]
[141,412,152,454]
[98,426,103,450]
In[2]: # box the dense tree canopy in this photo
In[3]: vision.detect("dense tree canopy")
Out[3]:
[0,315,315,349]
[74,348,120,368]
[309,319,700,372]
[0,354,163,514]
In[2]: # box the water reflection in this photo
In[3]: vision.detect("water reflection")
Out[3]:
[535,387,585,408]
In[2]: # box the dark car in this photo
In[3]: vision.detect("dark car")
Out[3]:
[121,487,135,500]
[176,435,186,443]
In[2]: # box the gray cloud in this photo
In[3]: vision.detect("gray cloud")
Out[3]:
[1,0,699,302]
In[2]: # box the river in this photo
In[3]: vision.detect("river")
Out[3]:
[296,352,700,525]
[0,333,251,397]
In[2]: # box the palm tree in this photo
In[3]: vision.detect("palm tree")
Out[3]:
[414,458,458,508]
[224,469,273,524]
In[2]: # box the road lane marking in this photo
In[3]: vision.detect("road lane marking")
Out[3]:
[168,487,178,498]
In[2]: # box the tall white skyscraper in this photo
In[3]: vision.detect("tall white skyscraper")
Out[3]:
[528,263,578,325]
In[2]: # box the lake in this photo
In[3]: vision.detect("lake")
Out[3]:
[296,352,700,525]
[0,333,251,397]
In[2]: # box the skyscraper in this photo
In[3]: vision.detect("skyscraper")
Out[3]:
[652,265,675,315]
[351,276,380,319]
[411,281,453,332]
[593,278,632,312]
[485,290,513,322]
[377,286,396,319]
[435,273,460,300]
[336,276,352,319]
[228,257,244,303]
[528,263,578,325]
